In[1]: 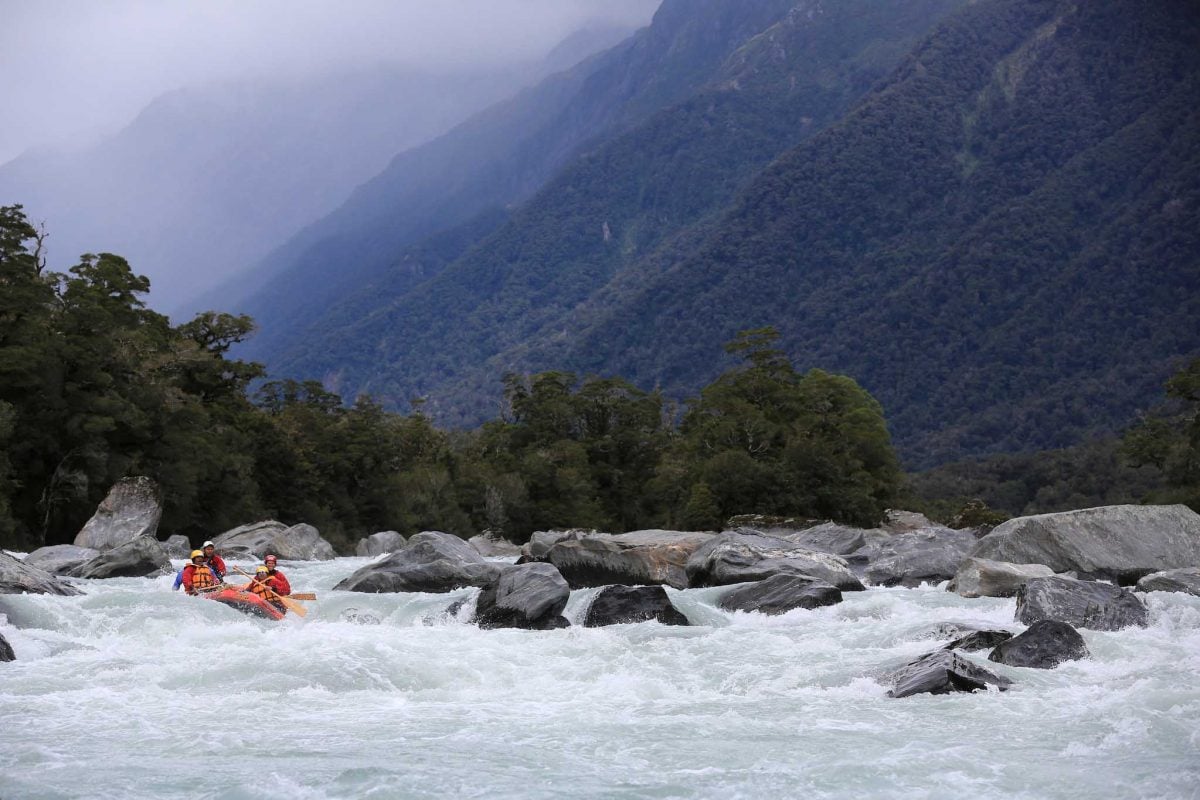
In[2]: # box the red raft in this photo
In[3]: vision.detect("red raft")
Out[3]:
[202,587,286,621]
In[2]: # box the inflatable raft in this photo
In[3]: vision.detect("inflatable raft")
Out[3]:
[203,587,286,621]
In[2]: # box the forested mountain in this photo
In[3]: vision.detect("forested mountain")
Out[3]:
[251,0,1198,469]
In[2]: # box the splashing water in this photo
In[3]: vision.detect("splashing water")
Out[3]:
[1,557,1198,799]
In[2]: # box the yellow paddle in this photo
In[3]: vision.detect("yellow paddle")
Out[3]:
[290,592,317,601]
[232,566,307,617]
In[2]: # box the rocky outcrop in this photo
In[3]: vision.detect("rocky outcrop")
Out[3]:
[942,630,1014,652]
[1135,567,1200,596]
[951,557,1055,598]
[68,536,172,579]
[520,529,595,560]
[213,521,335,560]
[72,477,162,551]
[582,585,689,627]
[988,620,1089,669]
[886,650,1012,698]
[859,527,978,587]
[970,504,1200,584]
[686,532,863,591]
[161,535,191,559]
[22,544,99,575]
[334,531,501,593]
[474,563,571,630]
[1015,576,1149,631]
[355,531,407,557]
[0,631,13,662]
[718,574,842,615]
[0,552,82,595]
[772,522,890,557]
[469,532,522,558]
[541,530,714,589]
[881,510,938,532]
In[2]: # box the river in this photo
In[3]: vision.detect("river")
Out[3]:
[2,556,1198,799]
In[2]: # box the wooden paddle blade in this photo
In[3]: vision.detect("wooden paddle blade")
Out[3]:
[279,596,307,617]
[289,592,317,601]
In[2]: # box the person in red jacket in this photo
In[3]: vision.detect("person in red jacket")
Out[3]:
[263,554,290,595]
[181,550,220,595]
[202,540,227,581]
[243,565,286,612]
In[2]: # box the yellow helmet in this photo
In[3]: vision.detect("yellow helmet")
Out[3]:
[255,566,269,574]
[190,550,204,560]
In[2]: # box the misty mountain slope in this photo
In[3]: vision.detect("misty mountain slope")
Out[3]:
[235,0,807,363]
[512,0,1200,467]
[264,0,966,405]
[0,66,537,313]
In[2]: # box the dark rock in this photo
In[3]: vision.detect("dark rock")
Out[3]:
[911,621,989,641]
[338,608,382,625]
[860,527,978,587]
[770,522,889,557]
[970,504,1200,584]
[685,531,863,591]
[22,544,99,575]
[718,574,842,615]
[0,552,82,595]
[355,531,407,557]
[1015,576,1149,631]
[475,563,571,630]
[943,630,1014,652]
[0,631,13,662]
[1135,567,1200,597]
[542,530,714,589]
[988,620,1090,669]
[951,557,1055,598]
[68,536,172,578]
[72,476,163,551]
[214,521,335,560]
[468,532,522,558]
[520,529,595,560]
[161,535,192,559]
[583,585,689,627]
[334,531,501,593]
[886,650,1013,698]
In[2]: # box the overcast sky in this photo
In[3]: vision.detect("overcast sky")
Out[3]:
[0,0,659,165]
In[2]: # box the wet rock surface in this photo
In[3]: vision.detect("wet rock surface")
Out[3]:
[1015,576,1149,631]
[72,477,163,551]
[1135,567,1200,596]
[0,552,83,596]
[718,574,842,615]
[475,563,571,630]
[859,527,978,587]
[468,533,522,558]
[68,536,172,579]
[886,650,1012,698]
[988,620,1090,669]
[686,531,863,591]
[583,585,689,627]
[355,531,407,558]
[951,557,1055,598]
[214,521,336,560]
[334,531,501,593]
[0,631,13,662]
[943,630,1014,652]
[541,530,713,589]
[22,545,100,576]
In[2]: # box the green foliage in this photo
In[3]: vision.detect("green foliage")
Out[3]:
[1121,358,1200,510]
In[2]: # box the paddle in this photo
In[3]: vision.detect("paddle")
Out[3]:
[232,566,307,617]
[290,592,317,601]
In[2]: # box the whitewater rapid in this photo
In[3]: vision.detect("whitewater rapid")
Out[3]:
[1,556,1198,800]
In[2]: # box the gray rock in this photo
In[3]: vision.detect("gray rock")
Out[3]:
[861,527,979,587]
[1015,576,1149,631]
[542,530,714,589]
[475,563,571,630]
[886,650,1012,698]
[881,510,938,532]
[334,531,501,593]
[943,630,1014,652]
[970,504,1200,584]
[22,544,100,575]
[911,621,991,641]
[468,532,522,558]
[583,585,689,627]
[1135,567,1200,596]
[161,535,192,559]
[72,476,162,551]
[952,557,1055,598]
[685,531,864,591]
[0,631,13,662]
[770,522,890,557]
[355,531,407,557]
[988,620,1090,669]
[520,529,595,560]
[0,552,83,596]
[214,521,335,560]
[68,536,172,579]
[718,574,842,615]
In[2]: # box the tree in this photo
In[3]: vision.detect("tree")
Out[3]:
[1123,358,1200,510]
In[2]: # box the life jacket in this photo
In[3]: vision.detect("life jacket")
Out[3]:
[246,579,286,611]
[188,564,217,591]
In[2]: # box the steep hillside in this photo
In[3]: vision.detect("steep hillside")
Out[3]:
[263,0,967,405]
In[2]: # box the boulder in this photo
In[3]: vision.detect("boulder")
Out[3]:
[970,504,1200,584]
[718,574,842,615]
[0,631,13,662]
[0,552,83,595]
[1015,576,1148,631]
[911,621,992,641]
[520,529,594,560]
[583,585,689,627]
[951,557,1055,598]
[213,521,335,560]
[161,535,192,559]
[355,531,407,557]
[68,536,172,579]
[881,510,938,532]
[334,531,501,593]
[72,476,162,551]
[541,530,714,589]
[942,630,1014,652]
[22,544,99,575]
[685,531,863,591]
[860,527,978,587]
[474,563,571,630]
[1135,567,1200,597]
[771,522,890,557]
[988,620,1090,669]
[468,532,522,558]
[886,650,1012,698]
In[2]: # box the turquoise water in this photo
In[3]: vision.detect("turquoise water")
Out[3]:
[2,557,1198,799]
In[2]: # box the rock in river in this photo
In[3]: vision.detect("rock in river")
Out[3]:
[72,476,163,551]
[951,557,1055,598]
[582,585,689,627]
[469,532,522,558]
[214,521,335,560]
[475,563,570,630]
[1135,568,1200,597]
[356,531,407,557]
[686,531,863,591]
[886,650,1012,698]
[68,536,172,579]
[335,531,501,593]
[860,527,978,587]
[0,552,82,596]
[541,530,713,589]
[718,574,842,615]
[22,545,100,576]
[1015,576,1148,631]
[0,631,13,662]
[988,620,1089,669]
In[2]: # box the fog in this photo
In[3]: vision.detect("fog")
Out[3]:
[0,0,659,164]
